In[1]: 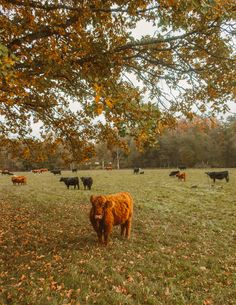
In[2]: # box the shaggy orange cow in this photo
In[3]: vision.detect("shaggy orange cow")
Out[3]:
[90,192,133,245]
[176,172,186,182]
[11,176,27,185]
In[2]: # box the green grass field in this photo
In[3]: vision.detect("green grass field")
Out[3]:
[1,169,236,305]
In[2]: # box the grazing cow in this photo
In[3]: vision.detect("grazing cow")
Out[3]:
[178,165,187,170]
[1,169,9,175]
[205,171,229,183]
[40,168,48,173]
[51,169,61,175]
[90,192,133,245]
[2,169,14,175]
[134,168,144,174]
[72,168,78,173]
[176,172,186,181]
[81,177,93,190]
[169,170,180,177]
[32,169,42,174]
[11,176,27,185]
[60,177,79,189]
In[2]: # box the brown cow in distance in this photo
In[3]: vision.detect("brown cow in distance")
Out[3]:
[176,172,186,182]
[32,169,42,174]
[90,192,133,245]
[11,176,27,185]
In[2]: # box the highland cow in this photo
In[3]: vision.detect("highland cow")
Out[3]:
[90,192,133,245]
[176,172,186,181]
[11,176,27,185]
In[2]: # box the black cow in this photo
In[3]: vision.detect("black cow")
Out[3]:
[51,169,61,175]
[134,168,144,174]
[72,168,78,173]
[81,177,93,190]
[178,165,187,170]
[60,177,79,189]
[169,170,180,177]
[205,171,229,183]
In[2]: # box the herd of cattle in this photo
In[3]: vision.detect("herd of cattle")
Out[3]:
[59,176,93,190]
[1,167,230,186]
[0,168,93,189]
[88,168,228,245]
[1,167,231,245]
[133,166,229,184]
[169,169,229,183]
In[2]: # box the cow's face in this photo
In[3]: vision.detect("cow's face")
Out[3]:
[90,195,107,219]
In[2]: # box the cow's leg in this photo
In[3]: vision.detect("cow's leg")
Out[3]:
[120,224,126,236]
[125,218,132,239]
[92,221,103,243]
[104,224,113,245]
[97,229,103,244]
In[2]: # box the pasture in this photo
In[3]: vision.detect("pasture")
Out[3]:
[1,169,236,305]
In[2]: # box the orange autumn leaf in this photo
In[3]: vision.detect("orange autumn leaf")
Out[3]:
[96,103,103,115]
[94,95,101,104]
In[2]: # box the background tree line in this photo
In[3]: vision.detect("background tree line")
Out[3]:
[1,116,236,171]
[122,116,236,169]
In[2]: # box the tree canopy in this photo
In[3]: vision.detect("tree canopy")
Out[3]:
[0,0,235,160]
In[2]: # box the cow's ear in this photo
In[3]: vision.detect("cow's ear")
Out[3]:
[105,200,114,209]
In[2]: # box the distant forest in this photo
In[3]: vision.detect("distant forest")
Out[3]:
[1,116,236,171]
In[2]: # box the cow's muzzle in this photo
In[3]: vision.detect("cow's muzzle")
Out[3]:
[94,215,103,220]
